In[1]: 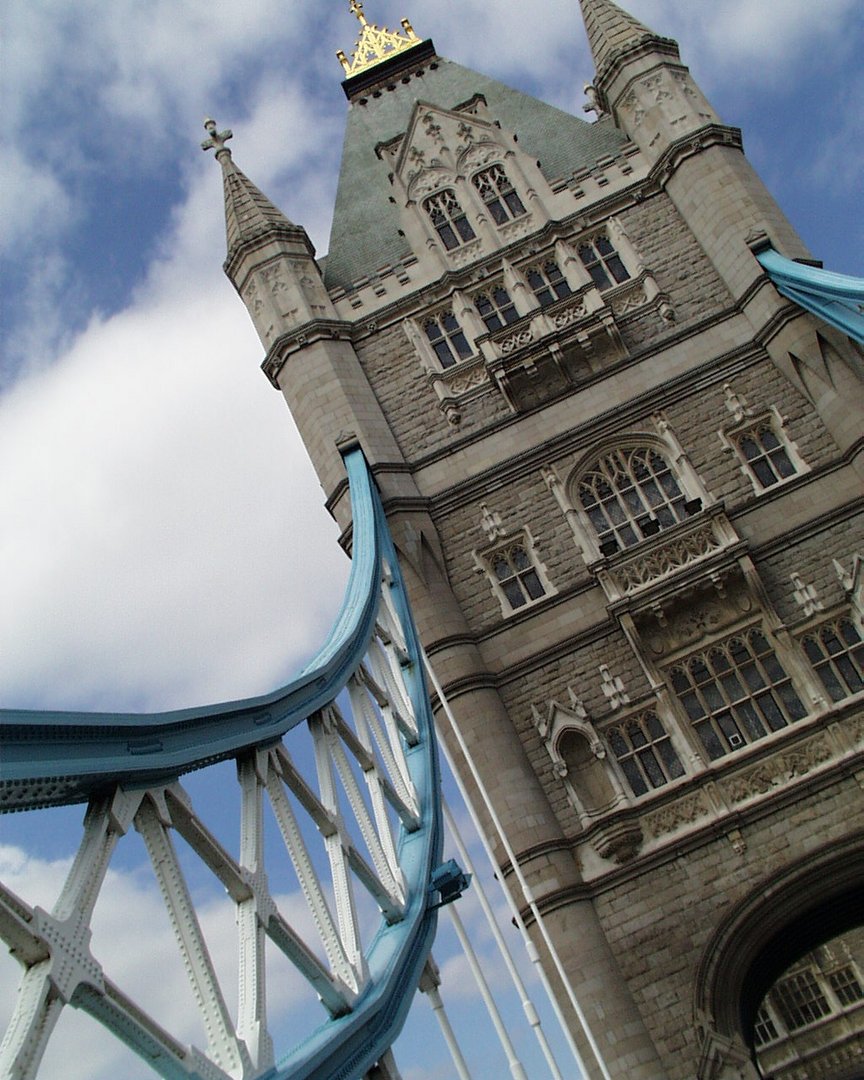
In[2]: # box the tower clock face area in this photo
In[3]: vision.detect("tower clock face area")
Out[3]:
[2,3,864,1080]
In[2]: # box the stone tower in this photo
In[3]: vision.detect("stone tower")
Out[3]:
[209,3,864,1077]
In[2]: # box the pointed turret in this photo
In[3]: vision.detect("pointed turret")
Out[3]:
[578,0,670,81]
[202,120,316,278]
[577,0,718,159]
[202,118,404,501]
[202,119,340,355]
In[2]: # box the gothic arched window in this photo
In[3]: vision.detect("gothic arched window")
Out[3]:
[669,629,807,761]
[423,189,476,250]
[525,260,572,307]
[490,541,546,610]
[605,711,685,797]
[732,422,798,489]
[471,164,526,225]
[423,311,473,368]
[577,446,688,553]
[477,530,555,616]
[474,285,519,331]
[578,233,631,291]
[801,618,864,702]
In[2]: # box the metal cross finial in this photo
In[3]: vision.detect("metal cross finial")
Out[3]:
[349,0,368,26]
[201,118,233,157]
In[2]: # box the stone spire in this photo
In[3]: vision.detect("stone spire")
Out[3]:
[201,119,313,273]
[578,0,670,80]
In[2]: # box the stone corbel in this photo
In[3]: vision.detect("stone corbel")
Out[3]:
[695,1026,760,1080]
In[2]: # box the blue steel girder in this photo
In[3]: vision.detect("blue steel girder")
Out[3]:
[757,246,864,346]
[0,447,445,1080]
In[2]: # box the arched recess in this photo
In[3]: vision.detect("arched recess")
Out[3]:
[694,831,864,1074]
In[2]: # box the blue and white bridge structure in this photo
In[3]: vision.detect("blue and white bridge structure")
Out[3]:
[0,448,487,1080]
[0,447,578,1080]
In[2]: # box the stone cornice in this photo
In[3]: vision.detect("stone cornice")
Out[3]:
[647,124,744,190]
[261,320,354,387]
[223,225,316,286]
[595,36,681,95]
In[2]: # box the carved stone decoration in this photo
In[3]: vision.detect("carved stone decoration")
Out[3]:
[643,791,710,840]
[532,698,633,851]
[724,382,751,423]
[479,503,505,543]
[406,165,455,202]
[456,140,501,174]
[622,522,723,594]
[724,734,833,805]
[551,300,589,328]
[790,572,824,618]
[600,664,630,710]
[834,551,864,634]
[591,818,644,863]
[582,83,605,117]
[637,568,754,660]
[499,327,534,355]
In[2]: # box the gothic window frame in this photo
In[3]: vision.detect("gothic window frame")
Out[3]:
[799,615,864,703]
[422,309,474,369]
[570,441,694,559]
[576,231,632,292]
[524,258,573,308]
[470,163,527,227]
[718,405,808,495]
[752,1003,782,1049]
[475,528,555,617]
[667,627,809,763]
[771,967,833,1031]
[473,283,520,332]
[827,962,864,1007]
[422,188,477,251]
[602,709,687,799]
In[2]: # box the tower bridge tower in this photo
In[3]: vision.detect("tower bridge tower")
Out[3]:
[215,2,864,1076]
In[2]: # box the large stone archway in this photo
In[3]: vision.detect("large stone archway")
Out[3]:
[694,832,864,1079]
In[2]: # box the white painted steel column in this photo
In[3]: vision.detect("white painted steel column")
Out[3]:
[446,902,528,1080]
[443,800,564,1080]
[420,960,473,1080]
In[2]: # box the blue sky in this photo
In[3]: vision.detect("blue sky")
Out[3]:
[2,1,863,1077]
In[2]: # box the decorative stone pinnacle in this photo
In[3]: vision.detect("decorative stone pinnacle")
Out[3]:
[337,4,421,77]
[201,118,233,158]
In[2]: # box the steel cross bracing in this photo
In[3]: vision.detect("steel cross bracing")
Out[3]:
[0,448,447,1080]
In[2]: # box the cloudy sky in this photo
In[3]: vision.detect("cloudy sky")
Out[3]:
[2,0,863,1076]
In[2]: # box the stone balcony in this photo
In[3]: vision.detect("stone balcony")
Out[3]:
[425,271,673,422]
[590,503,745,613]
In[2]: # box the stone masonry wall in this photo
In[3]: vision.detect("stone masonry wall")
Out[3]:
[617,192,733,344]
[591,771,863,1078]
[353,192,739,462]
[755,510,864,625]
[661,358,841,511]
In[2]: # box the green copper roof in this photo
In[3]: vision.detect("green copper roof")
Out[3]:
[323,56,628,291]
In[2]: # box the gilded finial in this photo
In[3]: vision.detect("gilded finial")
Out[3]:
[201,118,233,158]
[337,3,421,78]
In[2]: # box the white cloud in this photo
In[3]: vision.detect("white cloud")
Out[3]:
[0,131,347,711]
